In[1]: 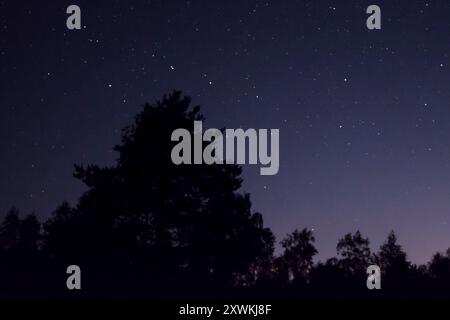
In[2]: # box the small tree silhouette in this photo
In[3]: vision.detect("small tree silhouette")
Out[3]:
[375,231,411,292]
[0,207,21,251]
[428,249,450,294]
[336,231,372,277]
[18,213,41,252]
[278,228,317,284]
[376,231,409,271]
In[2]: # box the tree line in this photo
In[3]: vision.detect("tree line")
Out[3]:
[1,91,449,299]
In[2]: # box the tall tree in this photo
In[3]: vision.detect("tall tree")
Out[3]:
[53,91,274,288]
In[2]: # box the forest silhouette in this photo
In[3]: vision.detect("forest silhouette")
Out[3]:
[1,91,450,299]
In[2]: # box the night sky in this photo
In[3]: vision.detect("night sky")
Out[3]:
[2,0,450,263]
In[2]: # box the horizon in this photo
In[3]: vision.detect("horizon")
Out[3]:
[2,0,450,270]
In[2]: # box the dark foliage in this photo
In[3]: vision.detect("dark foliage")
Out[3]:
[1,91,450,299]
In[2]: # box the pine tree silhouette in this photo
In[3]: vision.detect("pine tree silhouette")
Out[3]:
[45,90,274,296]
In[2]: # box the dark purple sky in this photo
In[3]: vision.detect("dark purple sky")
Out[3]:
[2,0,450,263]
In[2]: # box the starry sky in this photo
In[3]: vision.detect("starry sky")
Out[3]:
[2,0,450,263]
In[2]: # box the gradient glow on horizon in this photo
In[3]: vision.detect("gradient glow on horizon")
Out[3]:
[1,0,450,263]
